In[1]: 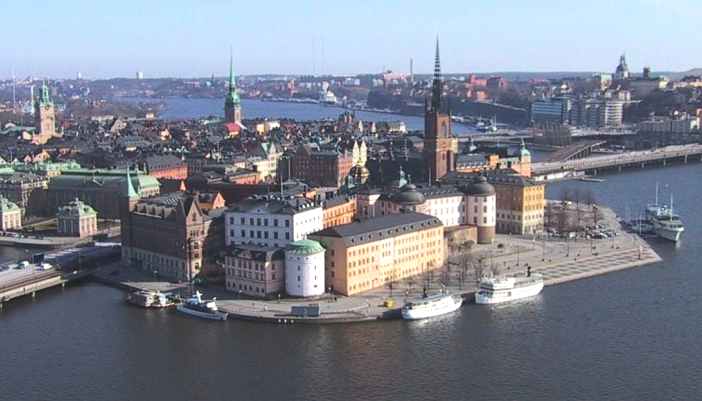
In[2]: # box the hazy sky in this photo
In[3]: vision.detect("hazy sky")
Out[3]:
[2,0,701,79]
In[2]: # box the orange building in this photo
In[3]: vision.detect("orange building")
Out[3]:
[309,212,444,296]
[322,196,356,228]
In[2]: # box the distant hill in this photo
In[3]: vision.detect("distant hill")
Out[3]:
[666,68,702,80]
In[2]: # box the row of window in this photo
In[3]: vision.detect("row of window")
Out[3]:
[232,229,291,241]
[231,216,291,228]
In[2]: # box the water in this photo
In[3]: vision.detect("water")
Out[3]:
[2,163,701,401]
[123,97,477,134]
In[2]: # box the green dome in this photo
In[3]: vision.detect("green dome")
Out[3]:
[286,240,325,255]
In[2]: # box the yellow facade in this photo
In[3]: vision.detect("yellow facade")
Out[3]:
[311,225,444,296]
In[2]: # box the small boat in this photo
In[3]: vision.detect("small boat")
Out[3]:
[176,291,228,321]
[401,290,463,320]
[126,290,176,308]
[475,271,544,305]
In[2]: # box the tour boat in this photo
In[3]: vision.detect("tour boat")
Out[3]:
[475,273,544,305]
[176,291,228,321]
[126,290,176,308]
[401,291,463,320]
[646,186,685,242]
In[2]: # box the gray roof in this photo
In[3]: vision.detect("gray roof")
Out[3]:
[311,212,442,247]
[230,196,320,215]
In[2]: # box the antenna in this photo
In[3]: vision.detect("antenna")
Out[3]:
[11,67,16,113]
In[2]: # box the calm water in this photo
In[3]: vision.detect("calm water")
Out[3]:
[2,159,702,399]
[126,97,477,134]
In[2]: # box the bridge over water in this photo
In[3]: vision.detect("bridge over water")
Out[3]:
[532,144,702,177]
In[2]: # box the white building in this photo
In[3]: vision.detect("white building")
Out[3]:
[0,196,22,231]
[225,196,323,248]
[461,176,496,244]
[285,240,325,297]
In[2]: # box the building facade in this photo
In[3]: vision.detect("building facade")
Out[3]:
[224,245,284,298]
[225,196,323,248]
[56,199,98,238]
[290,144,354,188]
[309,212,444,296]
[0,172,48,216]
[121,188,226,281]
[488,173,545,235]
[0,196,22,230]
[322,196,357,228]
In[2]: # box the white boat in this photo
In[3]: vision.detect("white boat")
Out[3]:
[126,290,175,308]
[475,273,544,305]
[646,189,684,242]
[176,291,228,321]
[401,291,463,320]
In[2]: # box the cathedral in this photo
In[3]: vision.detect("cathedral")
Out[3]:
[423,38,458,182]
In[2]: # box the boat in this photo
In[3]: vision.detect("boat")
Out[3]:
[475,271,544,305]
[319,90,338,105]
[126,290,176,308]
[646,185,685,242]
[401,290,463,320]
[176,291,228,321]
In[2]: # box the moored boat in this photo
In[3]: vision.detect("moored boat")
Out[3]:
[176,291,228,321]
[475,271,544,305]
[126,290,176,308]
[401,291,463,320]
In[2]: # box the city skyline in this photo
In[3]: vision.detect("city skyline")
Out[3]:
[2,0,702,79]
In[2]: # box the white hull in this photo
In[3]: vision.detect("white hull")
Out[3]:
[401,295,463,320]
[476,281,543,305]
[655,227,683,242]
[176,304,228,321]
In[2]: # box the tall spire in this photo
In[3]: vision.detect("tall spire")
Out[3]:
[225,47,240,106]
[124,166,138,199]
[431,36,443,111]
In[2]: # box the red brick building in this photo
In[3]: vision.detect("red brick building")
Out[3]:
[144,155,188,180]
[291,144,354,188]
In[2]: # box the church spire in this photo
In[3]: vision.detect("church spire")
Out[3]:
[124,166,138,199]
[225,48,240,106]
[431,36,442,111]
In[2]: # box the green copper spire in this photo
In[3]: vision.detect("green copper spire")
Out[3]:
[225,49,240,106]
[40,80,52,106]
[125,166,138,199]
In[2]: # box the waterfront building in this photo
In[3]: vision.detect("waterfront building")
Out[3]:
[488,172,545,235]
[0,172,48,217]
[322,196,357,229]
[224,245,284,298]
[423,38,458,182]
[461,176,497,244]
[121,187,226,281]
[285,240,326,297]
[309,212,444,296]
[47,168,160,219]
[225,196,323,248]
[638,116,701,134]
[224,54,242,125]
[56,198,98,238]
[531,98,571,125]
[0,196,22,230]
[570,99,623,129]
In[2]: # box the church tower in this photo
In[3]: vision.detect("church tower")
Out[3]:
[224,52,242,124]
[423,38,457,182]
[34,81,56,143]
[120,167,140,265]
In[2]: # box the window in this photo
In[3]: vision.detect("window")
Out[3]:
[274,219,278,227]
[257,218,261,226]
[250,218,254,225]
[274,232,278,239]
[264,219,268,226]
[285,220,290,228]
[241,230,246,237]
[240,217,245,225]
[285,233,290,240]
[297,275,301,282]
[229,217,234,225]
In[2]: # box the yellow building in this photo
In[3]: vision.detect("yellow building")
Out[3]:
[488,172,545,235]
[309,212,444,296]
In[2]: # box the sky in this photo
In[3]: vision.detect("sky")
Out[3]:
[2,0,701,79]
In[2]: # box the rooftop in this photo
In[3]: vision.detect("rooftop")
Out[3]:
[311,212,441,247]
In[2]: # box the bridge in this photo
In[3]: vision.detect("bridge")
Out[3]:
[544,140,607,162]
[532,144,702,178]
